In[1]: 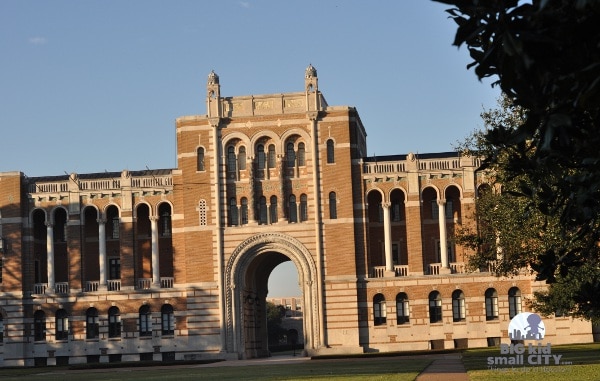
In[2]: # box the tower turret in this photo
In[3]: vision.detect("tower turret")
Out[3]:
[207,70,221,118]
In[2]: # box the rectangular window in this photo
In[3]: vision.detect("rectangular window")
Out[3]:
[445,200,453,219]
[140,317,151,336]
[86,316,99,340]
[109,258,121,280]
[392,243,399,265]
[111,217,120,239]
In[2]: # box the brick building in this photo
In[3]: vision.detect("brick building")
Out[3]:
[0,65,593,366]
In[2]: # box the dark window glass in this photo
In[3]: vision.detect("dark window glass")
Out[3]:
[429,291,442,323]
[373,294,386,326]
[326,139,335,164]
[396,293,409,325]
[86,308,99,339]
[161,304,175,335]
[139,305,152,337]
[197,147,205,171]
[108,306,121,338]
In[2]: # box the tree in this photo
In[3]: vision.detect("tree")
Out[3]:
[436,0,600,321]
[456,95,600,322]
[266,302,287,345]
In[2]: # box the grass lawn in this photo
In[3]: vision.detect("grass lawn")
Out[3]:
[463,343,600,381]
[0,356,432,381]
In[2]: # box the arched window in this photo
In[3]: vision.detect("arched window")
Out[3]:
[373,294,386,326]
[139,305,152,337]
[485,288,499,321]
[452,290,466,322]
[257,144,265,170]
[329,192,337,219]
[240,198,249,225]
[396,293,409,325]
[86,307,99,339]
[54,208,67,242]
[297,143,306,166]
[229,198,238,226]
[238,146,246,170]
[429,291,442,323]
[286,142,296,168]
[270,196,278,223]
[508,287,522,319]
[227,146,236,172]
[259,196,268,225]
[300,194,308,222]
[161,304,175,336]
[108,306,121,338]
[390,190,405,222]
[55,309,69,340]
[107,205,120,239]
[289,195,297,223]
[34,310,46,341]
[326,139,335,164]
[197,147,205,171]
[268,144,276,168]
[158,203,171,237]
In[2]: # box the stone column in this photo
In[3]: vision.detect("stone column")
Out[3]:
[150,216,160,287]
[382,202,394,273]
[45,222,55,290]
[437,199,449,269]
[98,218,107,285]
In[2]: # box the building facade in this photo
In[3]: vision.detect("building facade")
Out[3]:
[0,66,593,366]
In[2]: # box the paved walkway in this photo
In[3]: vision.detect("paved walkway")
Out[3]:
[415,353,469,381]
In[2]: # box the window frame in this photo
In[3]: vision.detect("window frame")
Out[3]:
[485,288,499,321]
[289,194,298,223]
[55,309,69,341]
[34,310,46,341]
[299,194,308,222]
[329,192,337,219]
[508,287,522,319]
[139,305,152,337]
[396,293,409,325]
[452,290,466,322]
[269,195,278,223]
[326,139,335,164]
[429,291,442,323]
[161,304,175,336]
[108,306,121,338]
[373,293,387,326]
[86,307,99,340]
[197,147,205,171]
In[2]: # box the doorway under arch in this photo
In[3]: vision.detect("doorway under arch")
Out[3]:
[225,233,320,359]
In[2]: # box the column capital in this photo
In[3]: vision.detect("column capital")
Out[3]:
[436,199,446,206]
[382,202,392,209]
[149,216,159,222]
[97,218,107,225]
[45,221,53,228]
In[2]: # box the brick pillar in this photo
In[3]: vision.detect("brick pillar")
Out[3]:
[405,195,424,275]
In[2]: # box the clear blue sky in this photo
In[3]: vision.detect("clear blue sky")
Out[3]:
[1,1,500,297]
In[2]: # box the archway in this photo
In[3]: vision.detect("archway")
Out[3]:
[225,233,319,359]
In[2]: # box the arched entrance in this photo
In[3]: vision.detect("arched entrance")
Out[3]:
[225,233,319,359]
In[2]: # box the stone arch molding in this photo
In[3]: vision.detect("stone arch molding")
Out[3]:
[225,232,320,355]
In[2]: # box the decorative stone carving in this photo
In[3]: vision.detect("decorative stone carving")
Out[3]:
[224,232,320,354]
[207,70,219,85]
[305,64,317,79]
